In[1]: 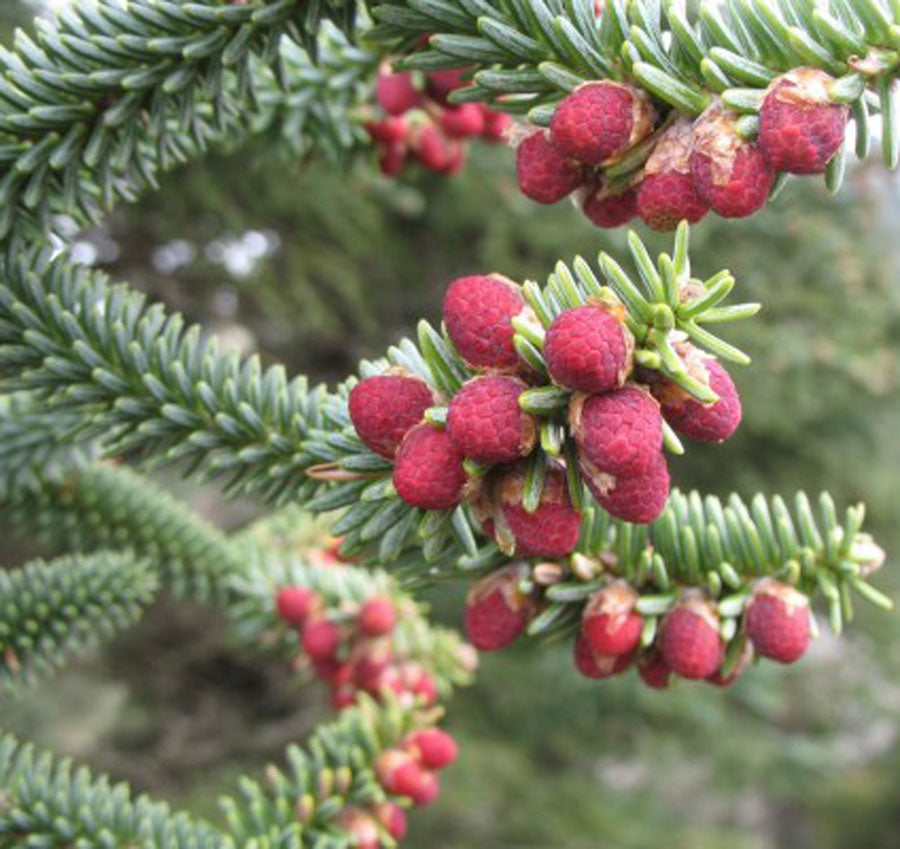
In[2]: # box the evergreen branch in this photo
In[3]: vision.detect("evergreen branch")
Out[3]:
[0,0,328,240]
[296,224,757,569]
[0,246,331,504]
[0,694,450,849]
[0,227,750,573]
[0,731,227,848]
[229,523,476,694]
[1,462,243,603]
[248,24,380,164]
[366,0,900,177]
[523,488,889,645]
[220,693,435,847]
[0,551,158,693]
[0,461,475,691]
[0,392,98,498]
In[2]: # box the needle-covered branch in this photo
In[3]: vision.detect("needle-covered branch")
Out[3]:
[0,0,362,240]
[0,550,157,694]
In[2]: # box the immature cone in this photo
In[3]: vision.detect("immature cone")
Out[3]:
[690,102,774,219]
[393,423,467,510]
[745,578,811,664]
[358,597,396,637]
[405,728,458,770]
[352,644,393,693]
[550,81,656,165]
[637,118,710,231]
[759,68,849,174]
[378,142,407,177]
[516,129,584,204]
[654,357,742,443]
[638,649,672,689]
[337,807,380,849]
[301,618,341,662]
[443,273,526,370]
[441,103,486,138]
[486,464,582,558]
[376,70,421,116]
[581,580,643,656]
[544,304,635,393]
[570,386,663,477]
[275,586,318,628]
[659,592,724,680]
[365,116,408,145]
[482,108,512,142]
[411,122,463,173]
[331,682,358,711]
[349,372,436,458]
[582,183,639,228]
[464,563,534,651]
[586,453,670,524]
[374,802,408,842]
[396,661,439,707]
[447,375,537,463]
[376,749,424,797]
[411,771,441,806]
[426,68,469,105]
[573,634,634,679]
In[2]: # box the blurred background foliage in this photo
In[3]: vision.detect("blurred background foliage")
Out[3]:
[2,3,899,848]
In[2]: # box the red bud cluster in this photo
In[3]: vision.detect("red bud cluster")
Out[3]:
[514,69,848,231]
[367,64,510,178]
[461,568,814,690]
[275,585,439,711]
[348,275,743,560]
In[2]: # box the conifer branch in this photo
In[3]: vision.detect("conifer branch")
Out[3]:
[525,487,889,644]
[0,461,475,692]
[2,461,243,603]
[0,0,346,240]
[0,227,747,545]
[367,0,899,120]
[0,731,228,848]
[0,551,157,693]
[0,392,97,498]
[230,534,475,694]
[0,693,445,848]
[221,694,440,847]
[250,24,379,164]
[0,246,328,504]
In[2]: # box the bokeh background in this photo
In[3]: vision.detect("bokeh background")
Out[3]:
[2,2,900,847]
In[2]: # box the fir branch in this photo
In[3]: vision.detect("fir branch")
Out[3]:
[0,551,158,693]
[0,731,227,848]
[229,528,475,694]
[0,227,746,575]
[0,694,445,849]
[0,392,97,498]
[248,24,380,164]
[0,462,475,690]
[2,462,243,603]
[366,0,900,175]
[0,0,328,240]
[220,694,433,847]
[523,488,890,645]
[0,246,331,504]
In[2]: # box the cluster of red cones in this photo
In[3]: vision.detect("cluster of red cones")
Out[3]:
[336,727,458,847]
[349,274,741,557]
[466,567,813,690]
[275,586,438,711]
[515,68,848,231]
[366,65,510,177]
